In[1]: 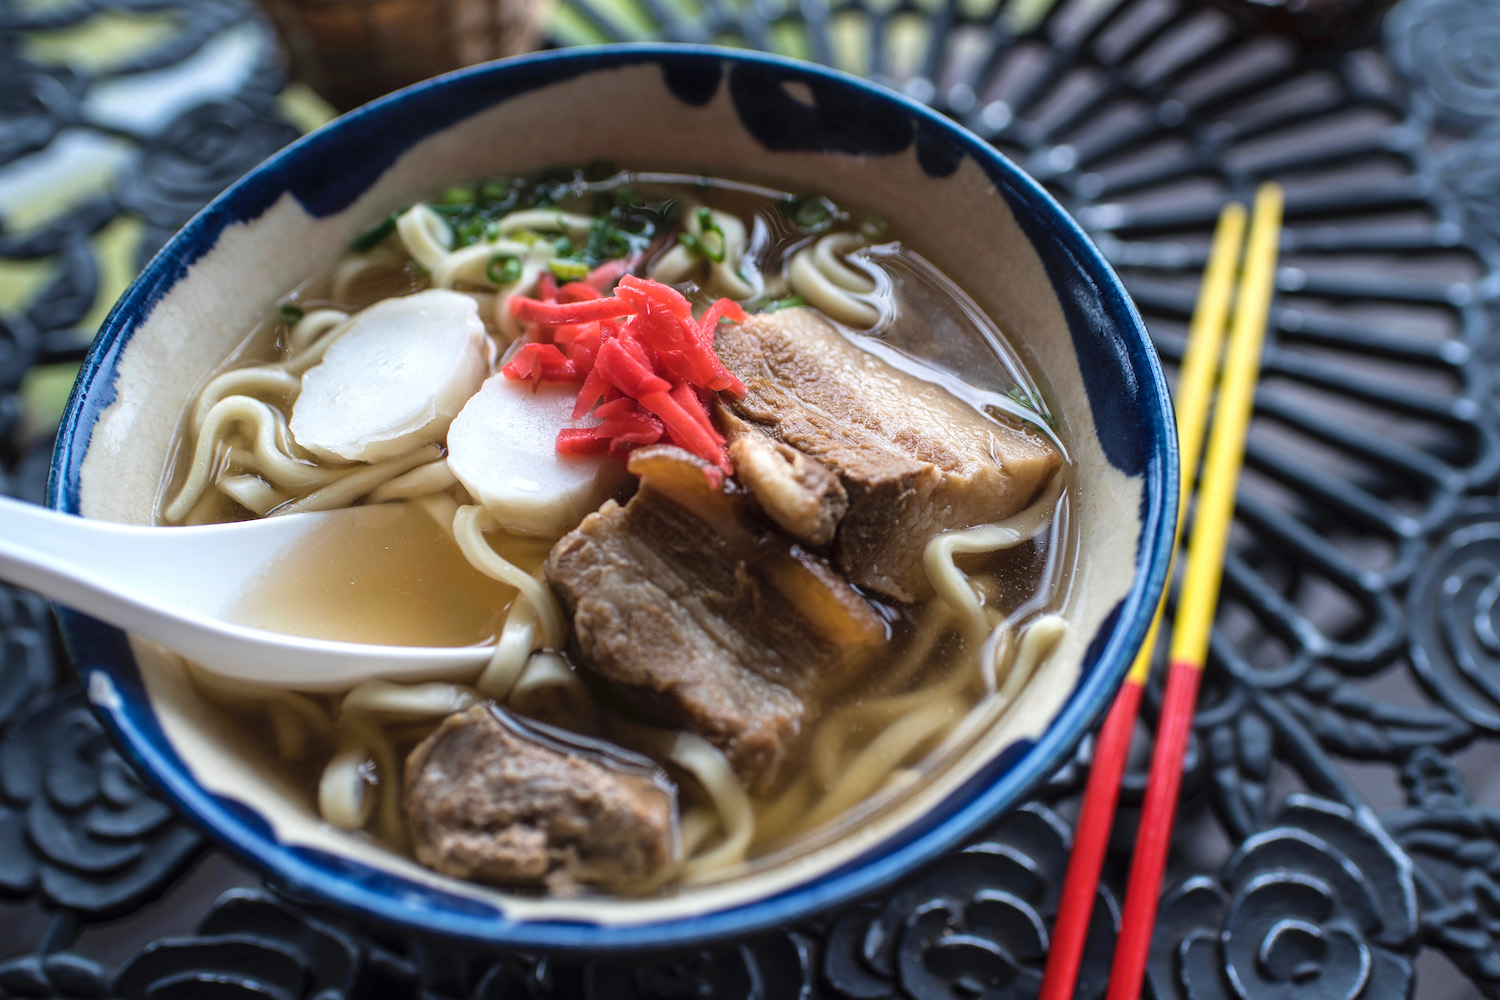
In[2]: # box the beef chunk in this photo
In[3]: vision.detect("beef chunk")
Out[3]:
[546,446,885,794]
[728,429,848,546]
[715,308,1061,601]
[404,704,676,888]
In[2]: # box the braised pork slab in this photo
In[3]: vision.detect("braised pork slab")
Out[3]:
[546,446,885,795]
[404,705,677,888]
[715,308,1061,601]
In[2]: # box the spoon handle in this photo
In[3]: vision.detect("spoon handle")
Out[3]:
[0,498,487,688]
[0,495,309,631]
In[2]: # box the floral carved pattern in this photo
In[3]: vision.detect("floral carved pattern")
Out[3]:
[0,689,201,919]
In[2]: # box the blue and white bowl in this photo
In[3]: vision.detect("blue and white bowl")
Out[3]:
[49,45,1176,949]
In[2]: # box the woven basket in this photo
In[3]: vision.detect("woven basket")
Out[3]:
[260,0,548,112]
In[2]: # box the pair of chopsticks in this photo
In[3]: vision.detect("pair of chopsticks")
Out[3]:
[1039,183,1284,1000]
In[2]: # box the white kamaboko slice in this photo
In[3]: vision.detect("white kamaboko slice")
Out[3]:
[447,373,626,538]
[290,290,489,463]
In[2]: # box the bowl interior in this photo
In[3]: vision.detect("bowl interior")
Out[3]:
[51,46,1174,948]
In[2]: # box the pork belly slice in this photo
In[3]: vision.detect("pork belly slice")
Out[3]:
[715,308,1062,602]
[545,446,886,795]
[404,704,676,889]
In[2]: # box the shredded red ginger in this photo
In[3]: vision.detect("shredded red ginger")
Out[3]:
[501,271,747,485]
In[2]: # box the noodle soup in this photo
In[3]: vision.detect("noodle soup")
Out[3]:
[156,168,1074,893]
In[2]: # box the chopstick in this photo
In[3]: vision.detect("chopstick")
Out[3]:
[1037,200,1248,1000]
[1039,182,1283,1000]
[1107,183,1283,1000]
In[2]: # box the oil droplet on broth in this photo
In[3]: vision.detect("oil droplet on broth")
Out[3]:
[229,503,514,647]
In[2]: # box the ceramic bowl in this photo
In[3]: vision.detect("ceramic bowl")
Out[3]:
[49,44,1177,950]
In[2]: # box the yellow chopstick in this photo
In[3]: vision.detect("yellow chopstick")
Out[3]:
[1038,201,1247,1000]
[1127,200,1249,689]
[1106,182,1283,1000]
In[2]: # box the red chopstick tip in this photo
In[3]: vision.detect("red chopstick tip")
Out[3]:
[1104,664,1205,1000]
[1039,679,1146,1000]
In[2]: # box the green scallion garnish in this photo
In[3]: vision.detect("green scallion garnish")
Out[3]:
[487,255,523,285]
[602,233,633,259]
[441,186,475,205]
[548,258,590,280]
[679,208,727,263]
[278,303,304,325]
[763,294,805,313]
[790,196,836,233]
[350,213,397,253]
[452,214,489,248]
[698,220,727,263]
[584,218,635,265]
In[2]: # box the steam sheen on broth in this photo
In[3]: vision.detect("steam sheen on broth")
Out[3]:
[157,169,1074,893]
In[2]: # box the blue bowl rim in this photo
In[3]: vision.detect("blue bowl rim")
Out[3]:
[48,43,1178,952]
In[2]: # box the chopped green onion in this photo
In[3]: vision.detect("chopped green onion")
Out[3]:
[487,255,523,284]
[441,186,475,205]
[790,195,836,233]
[681,208,727,263]
[278,303,304,325]
[584,220,609,263]
[548,258,590,281]
[585,218,633,265]
[553,236,574,257]
[479,180,509,202]
[513,230,540,246]
[452,214,489,248]
[762,294,805,313]
[698,224,726,263]
[350,213,397,253]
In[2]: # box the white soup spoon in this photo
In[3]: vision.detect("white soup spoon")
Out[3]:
[0,497,494,690]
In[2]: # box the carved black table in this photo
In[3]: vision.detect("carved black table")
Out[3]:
[2,0,1499,996]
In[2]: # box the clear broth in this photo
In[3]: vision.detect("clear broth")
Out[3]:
[229,503,516,647]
